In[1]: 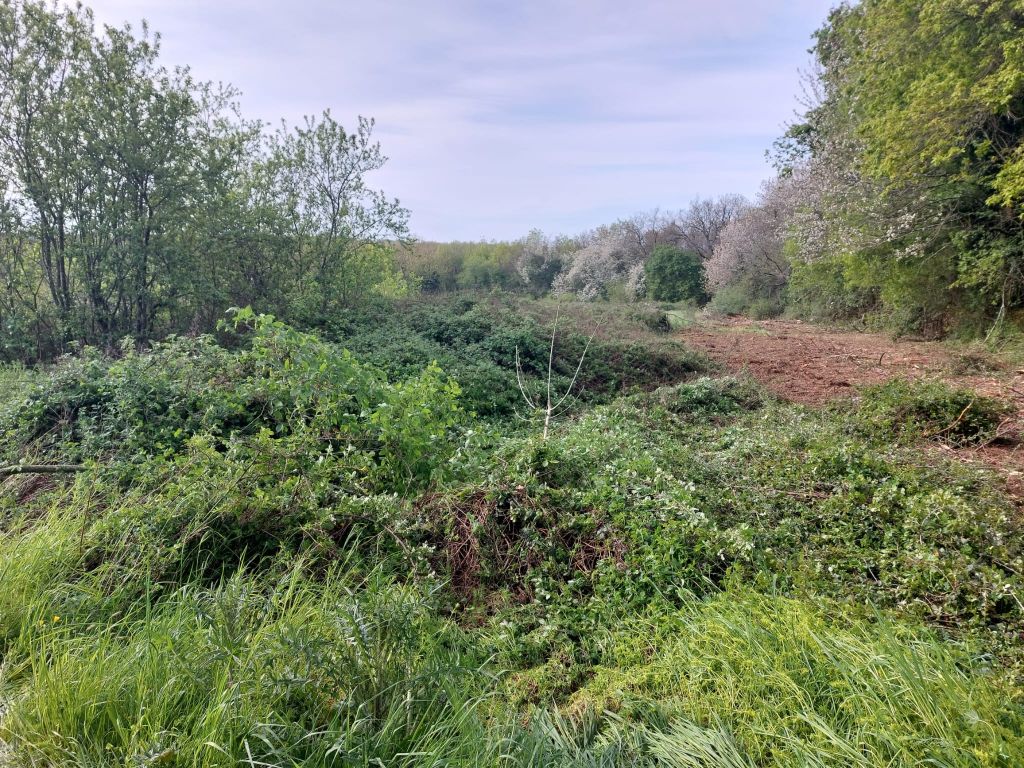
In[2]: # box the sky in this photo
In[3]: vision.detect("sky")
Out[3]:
[84,0,836,241]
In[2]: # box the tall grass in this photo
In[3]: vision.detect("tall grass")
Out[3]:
[566,589,1024,766]
[1,568,500,767]
[0,362,40,405]
[3,573,1021,766]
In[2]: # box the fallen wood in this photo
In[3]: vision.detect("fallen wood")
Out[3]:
[0,464,86,477]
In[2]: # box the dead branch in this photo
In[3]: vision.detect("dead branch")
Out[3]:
[1,463,87,477]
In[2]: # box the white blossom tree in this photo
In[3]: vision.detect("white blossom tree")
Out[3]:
[515,229,565,293]
[552,230,629,300]
[706,179,795,295]
[670,195,749,262]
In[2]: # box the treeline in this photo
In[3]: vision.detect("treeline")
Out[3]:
[706,0,1024,337]
[4,0,1021,362]
[0,1,411,360]
[516,1,1024,337]
[0,0,740,363]
[404,197,747,305]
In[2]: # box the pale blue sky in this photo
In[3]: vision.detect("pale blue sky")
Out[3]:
[85,1,835,240]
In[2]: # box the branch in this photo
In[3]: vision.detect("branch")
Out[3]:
[551,328,595,411]
[0,463,87,477]
[514,345,538,409]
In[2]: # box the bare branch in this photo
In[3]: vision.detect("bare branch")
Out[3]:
[1,463,86,477]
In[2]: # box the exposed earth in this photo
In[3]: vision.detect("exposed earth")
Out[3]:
[679,317,1024,495]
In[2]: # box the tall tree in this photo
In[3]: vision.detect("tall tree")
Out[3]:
[266,113,410,318]
[671,195,748,262]
[777,0,1024,329]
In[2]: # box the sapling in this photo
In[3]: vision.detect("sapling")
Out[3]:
[515,307,594,439]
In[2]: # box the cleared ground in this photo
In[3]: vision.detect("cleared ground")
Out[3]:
[679,317,1024,493]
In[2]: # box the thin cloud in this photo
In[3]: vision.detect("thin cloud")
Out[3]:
[83,0,835,240]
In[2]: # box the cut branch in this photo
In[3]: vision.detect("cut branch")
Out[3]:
[0,464,87,477]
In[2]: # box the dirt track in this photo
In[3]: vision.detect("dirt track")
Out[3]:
[679,318,1024,492]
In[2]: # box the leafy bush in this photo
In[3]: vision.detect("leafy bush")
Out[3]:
[706,283,752,316]
[787,257,879,323]
[644,245,707,303]
[853,379,1012,446]
[646,375,769,416]
[0,337,245,465]
[629,307,671,333]
[787,252,986,339]
[748,297,785,320]
[406,395,1023,666]
[328,296,710,418]
[1,312,466,490]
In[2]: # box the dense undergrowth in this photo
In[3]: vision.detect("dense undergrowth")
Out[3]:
[1,299,1022,767]
[320,295,707,418]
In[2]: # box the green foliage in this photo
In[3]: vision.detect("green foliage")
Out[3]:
[706,283,753,316]
[0,3,409,361]
[628,307,671,333]
[853,379,1012,447]
[747,297,785,320]
[777,0,1024,334]
[409,240,534,294]
[327,297,709,418]
[567,589,1024,767]
[787,258,879,323]
[2,300,1024,765]
[1,310,465,493]
[406,390,1022,676]
[644,245,707,303]
[0,570,499,767]
[646,376,769,417]
[844,0,1024,213]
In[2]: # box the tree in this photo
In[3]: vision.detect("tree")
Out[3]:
[774,0,1024,331]
[670,195,748,262]
[0,2,412,357]
[516,229,564,294]
[552,228,633,300]
[552,217,656,300]
[0,0,249,346]
[645,244,706,303]
[707,178,794,297]
[265,112,410,318]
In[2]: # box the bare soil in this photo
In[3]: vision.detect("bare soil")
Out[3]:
[679,317,1024,493]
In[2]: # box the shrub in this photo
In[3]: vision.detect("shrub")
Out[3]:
[748,297,784,320]
[647,376,769,416]
[644,245,707,303]
[853,379,1012,446]
[787,257,878,322]
[328,297,710,418]
[629,307,671,333]
[706,284,751,316]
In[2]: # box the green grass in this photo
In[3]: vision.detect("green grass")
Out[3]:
[569,589,1023,766]
[0,362,41,416]
[1,567,500,767]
